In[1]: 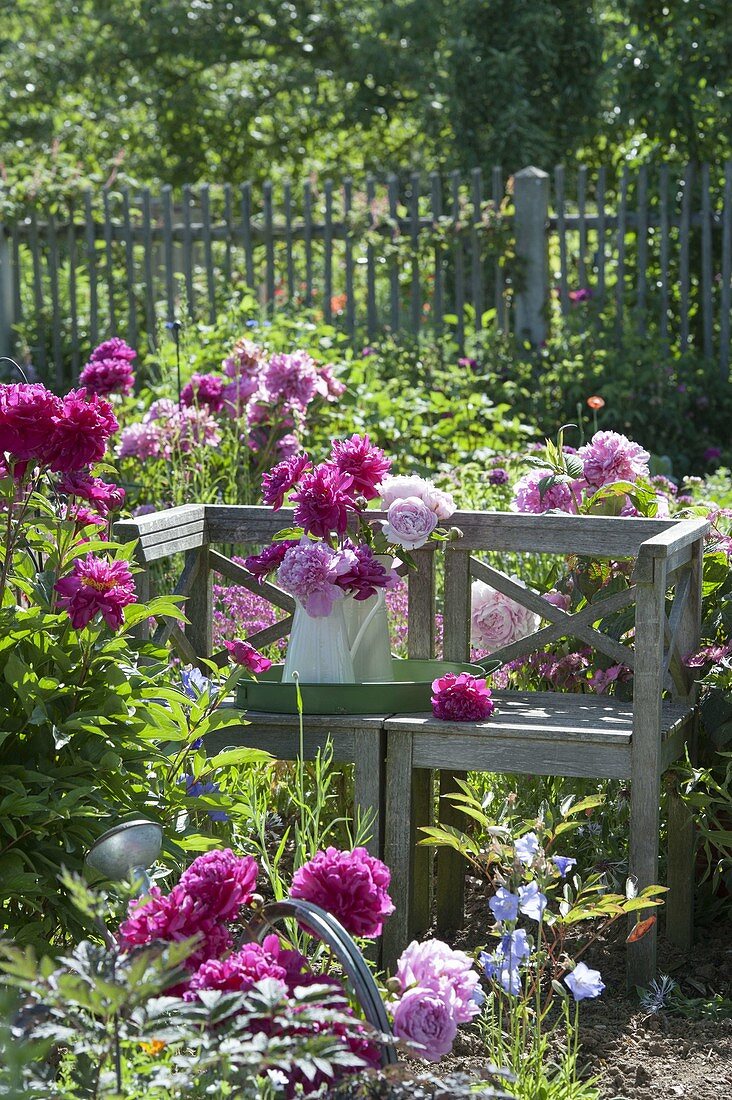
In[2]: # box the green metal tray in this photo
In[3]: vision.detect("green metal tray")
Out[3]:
[236,659,491,715]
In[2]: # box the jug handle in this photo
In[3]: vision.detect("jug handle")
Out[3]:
[348,587,386,664]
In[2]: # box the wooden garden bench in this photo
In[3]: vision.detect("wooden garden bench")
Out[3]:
[116,505,708,988]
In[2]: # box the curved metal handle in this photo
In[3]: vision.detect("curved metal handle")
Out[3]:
[249,897,397,1066]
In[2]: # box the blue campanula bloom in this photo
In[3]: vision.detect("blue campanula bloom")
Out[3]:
[518,881,547,921]
[180,667,211,700]
[551,855,578,878]
[489,887,520,924]
[179,774,229,822]
[515,831,540,866]
[499,927,531,964]
[564,961,605,1001]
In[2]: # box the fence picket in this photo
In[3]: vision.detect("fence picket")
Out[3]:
[344,177,355,337]
[388,175,400,331]
[11,223,22,327]
[431,171,444,335]
[635,165,648,334]
[263,180,275,314]
[83,190,99,346]
[700,163,714,360]
[721,160,732,378]
[577,165,587,289]
[324,179,333,325]
[555,165,569,313]
[182,184,195,316]
[596,166,606,302]
[240,182,255,290]
[659,165,670,348]
[615,167,629,340]
[200,184,216,323]
[121,187,137,349]
[492,165,505,330]
[66,204,79,375]
[102,189,116,334]
[366,175,377,337]
[223,183,233,284]
[410,172,421,334]
[471,166,483,330]
[142,188,156,348]
[162,185,175,323]
[28,207,46,372]
[451,170,465,350]
[679,164,693,352]
[284,181,295,303]
[46,206,63,385]
[303,181,313,308]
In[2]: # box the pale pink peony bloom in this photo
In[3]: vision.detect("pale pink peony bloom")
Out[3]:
[392,986,458,1061]
[471,578,539,652]
[382,496,438,550]
[379,474,456,521]
[513,468,581,514]
[578,431,650,489]
[396,939,481,1024]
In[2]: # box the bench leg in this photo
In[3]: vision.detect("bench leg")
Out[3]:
[435,770,466,934]
[665,776,695,950]
[353,728,386,860]
[383,729,415,972]
[411,768,433,937]
[627,771,660,990]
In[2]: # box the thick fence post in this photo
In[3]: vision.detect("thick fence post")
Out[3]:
[0,224,14,358]
[513,166,549,345]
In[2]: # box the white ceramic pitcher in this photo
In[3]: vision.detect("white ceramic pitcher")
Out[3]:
[343,587,394,682]
[282,594,385,683]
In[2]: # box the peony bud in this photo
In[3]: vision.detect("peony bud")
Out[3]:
[447,526,464,541]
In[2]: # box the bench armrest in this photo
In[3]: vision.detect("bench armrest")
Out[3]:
[635,517,708,581]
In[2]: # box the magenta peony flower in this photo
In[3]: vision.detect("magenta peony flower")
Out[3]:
[262,350,319,409]
[221,374,261,417]
[683,643,732,669]
[243,539,298,583]
[44,389,119,473]
[78,357,134,397]
[578,431,650,489]
[224,639,272,673]
[118,884,232,972]
[262,453,312,509]
[291,464,355,538]
[277,538,349,617]
[178,849,258,922]
[66,504,107,530]
[55,554,136,630]
[513,468,580,514]
[396,939,481,1024]
[330,434,392,500]
[180,372,226,412]
[543,589,570,612]
[289,846,395,938]
[471,578,539,652]
[185,935,287,999]
[337,543,396,601]
[58,472,125,516]
[392,986,458,1061]
[0,383,63,463]
[382,496,438,550]
[90,337,137,362]
[431,672,494,722]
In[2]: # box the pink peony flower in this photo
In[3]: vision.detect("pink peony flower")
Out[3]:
[55,554,136,630]
[396,939,481,1024]
[222,338,265,378]
[278,538,349,617]
[243,539,298,583]
[382,496,438,550]
[78,357,134,397]
[513,468,580,514]
[172,406,221,453]
[58,472,125,516]
[66,504,107,530]
[181,372,226,412]
[683,643,732,669]
[44,389,118,473]
[431,672,494,721]
[337,544,397,601]
[178,849,259,923]
[289,846,395,938]
[543,589,570,612]
[261,453,312,509]
[392,986,458,1061]
[578,431,650,489]
[143,398,178,424]
[588,663,632,694]
[0,383,63,463]
[262,350,319,409]
[379,474,456,521]
[316,363,347,401]
[291,464,355,538]
[116,421,165,461]
[330,434,392,500]
[222,375,261,417]
[276,432,300,460]
[224,639,272,673]
[118,884,232,972]
[90,337,137,362]
[471,578,539,652]
[185,935,287,999]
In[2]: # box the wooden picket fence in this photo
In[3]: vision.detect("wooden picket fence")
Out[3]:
[0,160,731,385]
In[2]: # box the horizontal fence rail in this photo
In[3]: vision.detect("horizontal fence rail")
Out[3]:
[1,161,731,384]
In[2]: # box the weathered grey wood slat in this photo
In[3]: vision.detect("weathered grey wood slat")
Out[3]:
[615,166,629,339]
[679,163,693,352]
[596,166,606,301]
[721,159,732,378]
[554,165,569,314]
[182,184,195,315]
[411,734,631,780]
[45,206,63,385]
[303,181,313,307]
[662,567,693,695]
[116,502,207,537]
[83,191,99,345]
[577,164,587,289]
[659,164,670,348]
[388,175,400,331]
[162,185,175,322]
[410,172,421,335]
[284,181,295,303]
[141,189,155,348]
[121,188,137,349]
[492,165,505,329]
[431,172,444,335]
[223,182,233,285]
[240,183,255,290]
[470,167,483,332]
[407,549,436,660]
[263,180,275,314]
[168,622,200,666]
[208,549,295,614]
[185,545,212,662]
[102,189,116,334]
[700,163,714,360]
[451,170,465,350]
[28,208,47,371]
[323,180,334,325]
[343,178,355,337]
[382,726,416,970]
[132,514,208,551]
[244,615,294,649]
[200,185,216,323]
[366,175,377,337]
[66,205,80,376]
[635,165,648,334]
